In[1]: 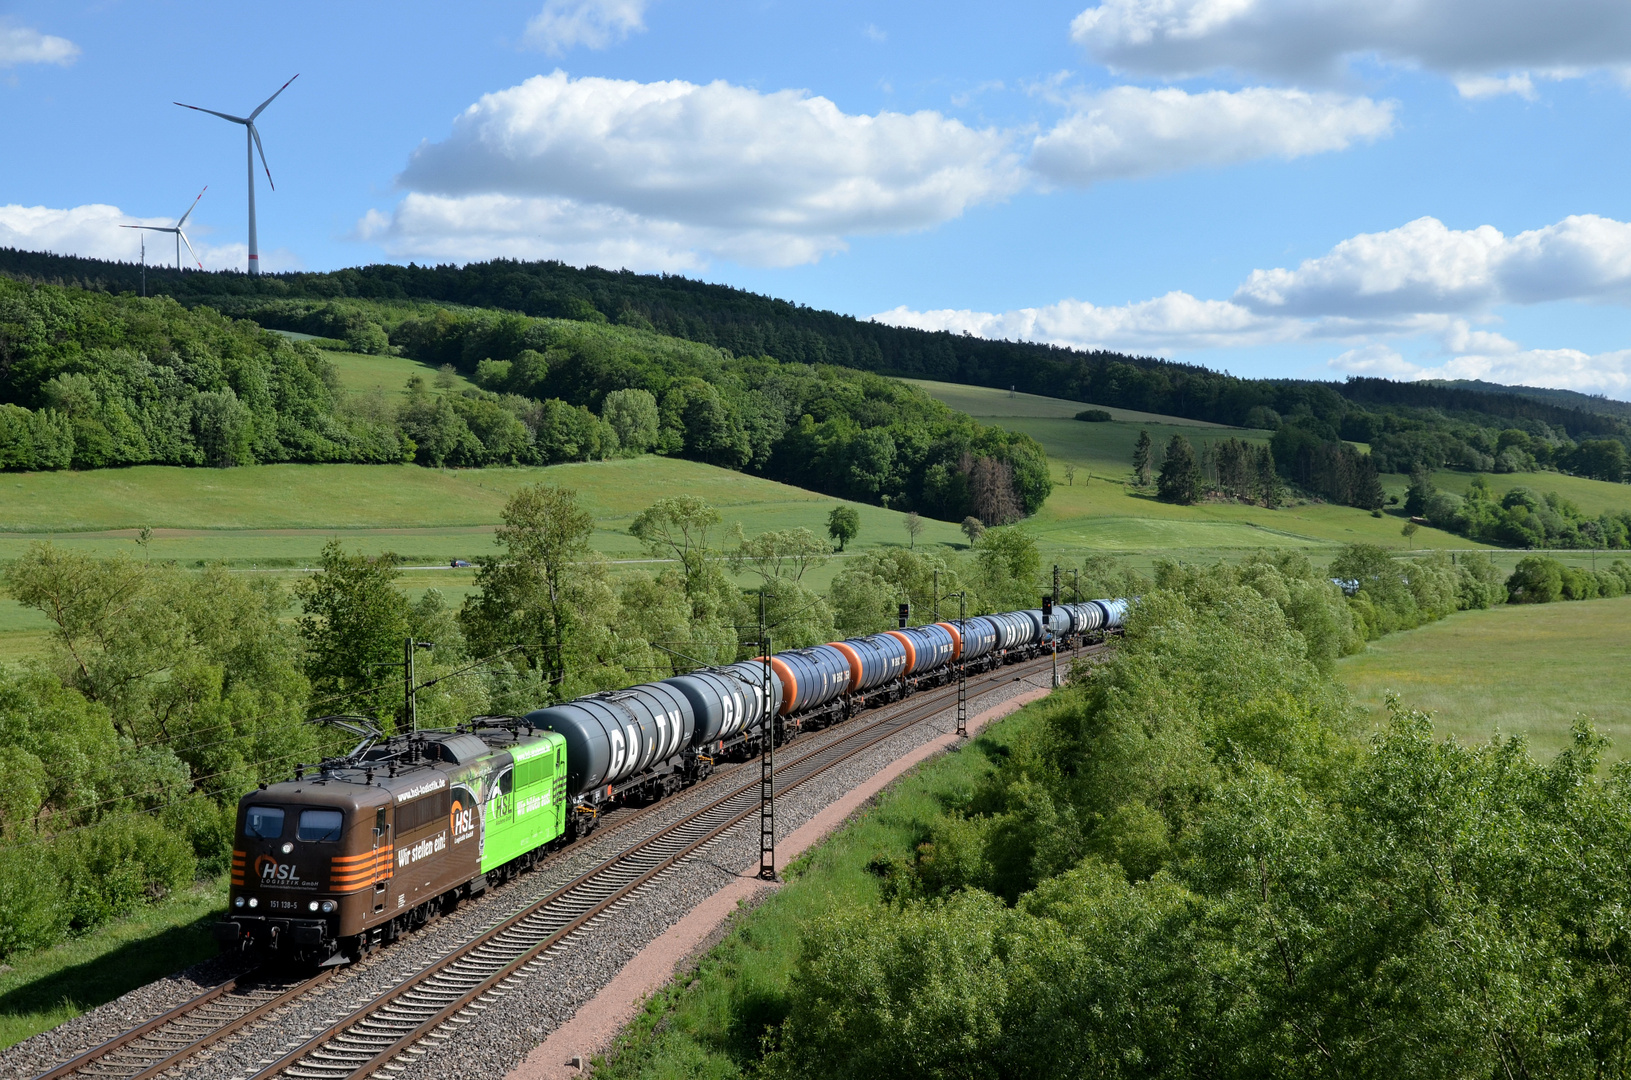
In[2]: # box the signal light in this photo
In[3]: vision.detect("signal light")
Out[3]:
[1042,596,1053,619]
[898,603,909,628]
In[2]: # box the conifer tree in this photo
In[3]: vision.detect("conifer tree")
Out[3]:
[1157,435,1204,505]
[1132,430,1153,487]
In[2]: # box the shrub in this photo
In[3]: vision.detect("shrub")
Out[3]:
[1073,409,1112,422]
[1507,555,1564,604]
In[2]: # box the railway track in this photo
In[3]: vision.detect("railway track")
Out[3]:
[247,651,1084,1080]
[29,646,1096,1080]
[29,970,335,1080]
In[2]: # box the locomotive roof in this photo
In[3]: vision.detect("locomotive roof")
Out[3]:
[241,724,562,809]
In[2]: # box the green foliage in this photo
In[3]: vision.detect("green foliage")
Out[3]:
[969,527,1041,613]
[1269,423,1384,509]
[829,549,966,636]
[826,504,860,551]
[1502,554,1631,605]
[1131,428,1152,487]
[600,387,660,454]
[739,562,1631,1078]
[1156,433,1203,504]
[297,541,411,725]
[1073,408,1112,422]
[0,278,412,469]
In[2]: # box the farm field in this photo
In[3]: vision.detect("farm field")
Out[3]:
[1338,595,1631,762]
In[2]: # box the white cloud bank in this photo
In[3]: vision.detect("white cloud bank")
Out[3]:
[0,203,296,273]
[367,71,1025,268]
[1070,0,1631,92]
[1031,85,1394,184]
[362,72,1394,270]
[525,0,647,55]
[873,212,1631,398]
[0,20,79,68]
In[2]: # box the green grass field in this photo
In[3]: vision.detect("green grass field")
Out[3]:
[1338,595,1631,762]
[907,378,1489,555]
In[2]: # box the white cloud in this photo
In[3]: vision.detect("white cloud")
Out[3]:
[1327,342,1631,398]
[1070,0,1631,88]
[524,0,647,55]
[0,20,79,68]
[1454,73,1536,100]
[874,291,1284,352]
[0,202,295,273]
[1235,214,1631,317]
[1030,85,1394,185]
[875,209,1631,398]
[1326,343,1419,377]
[370,71,1025,269]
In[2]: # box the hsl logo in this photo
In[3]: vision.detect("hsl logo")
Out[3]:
[255,854,300,882]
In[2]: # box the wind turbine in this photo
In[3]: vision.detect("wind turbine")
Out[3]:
[174,75,299,275]
[121,186,208,271]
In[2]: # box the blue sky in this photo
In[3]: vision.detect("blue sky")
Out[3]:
[6,1,1631,396]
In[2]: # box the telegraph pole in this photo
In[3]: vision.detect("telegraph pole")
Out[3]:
[758,591,776,881]
[956,592,968,739]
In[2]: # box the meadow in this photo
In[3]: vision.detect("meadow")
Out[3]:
[1338,594,1631,762]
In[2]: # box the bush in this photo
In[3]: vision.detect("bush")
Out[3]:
[1073,409,1112,422]
[49,813,196,933]
[1507,555,1563,604]
[0,845,68,958]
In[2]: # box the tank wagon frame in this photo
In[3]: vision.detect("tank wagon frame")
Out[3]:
[217,601,1128,966]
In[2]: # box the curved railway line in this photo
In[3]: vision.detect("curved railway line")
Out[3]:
[28,647,1099,1080]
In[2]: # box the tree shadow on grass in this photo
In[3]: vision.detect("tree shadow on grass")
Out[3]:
[0,910,221,1021]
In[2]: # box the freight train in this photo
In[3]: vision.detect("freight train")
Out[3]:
[215,599,1128,966]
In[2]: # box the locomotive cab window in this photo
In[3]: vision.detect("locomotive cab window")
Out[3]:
[297,808,344,842]
[244,805,285,839]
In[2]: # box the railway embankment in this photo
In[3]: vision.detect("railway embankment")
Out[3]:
[548,677,1066,1080]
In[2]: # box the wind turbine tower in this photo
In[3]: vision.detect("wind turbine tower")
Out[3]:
[121,186,209,271]
[174,75,298,275]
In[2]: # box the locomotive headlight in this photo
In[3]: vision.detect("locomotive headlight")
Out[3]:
[234,896,244,908]
[247,897,258,908]
[308,900,319,912]
[281,842,293,854]
[321,901,335,913]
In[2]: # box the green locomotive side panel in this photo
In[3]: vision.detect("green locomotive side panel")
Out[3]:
[480,731,567,874]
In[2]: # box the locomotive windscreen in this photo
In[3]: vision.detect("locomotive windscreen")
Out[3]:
[245,805,284,838]
[297,808,344,841]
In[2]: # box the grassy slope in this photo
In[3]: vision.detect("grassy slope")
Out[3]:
[1337,594,1631,763]
[0,456,965,651]
[908,378,1482,558]
[0,877,227,1051]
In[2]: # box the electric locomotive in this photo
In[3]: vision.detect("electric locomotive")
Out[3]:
[217,719,569,966]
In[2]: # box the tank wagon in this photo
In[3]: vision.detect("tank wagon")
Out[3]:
[219,599,1128,964]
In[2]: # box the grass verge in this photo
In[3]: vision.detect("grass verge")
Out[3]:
[593,696,1049,1079]
[0,875,228,1052]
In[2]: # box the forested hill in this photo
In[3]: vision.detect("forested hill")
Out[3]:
[5,246,1631,469]
[0,275,1051,523]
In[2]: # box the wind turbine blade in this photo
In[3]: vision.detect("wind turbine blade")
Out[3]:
[249,123,275,190]
[248,73,299,120]
[174,102,248,124]
[176,186,207,228]
[178,231,204,270]
[122,225,175,232]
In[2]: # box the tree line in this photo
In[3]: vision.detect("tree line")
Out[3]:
[10,247,1631,485]
[0,279,1048,523]
[0,485,1066,959]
